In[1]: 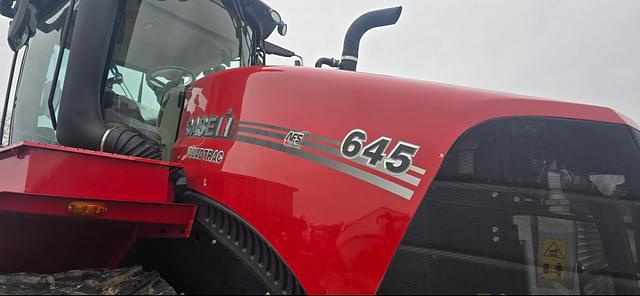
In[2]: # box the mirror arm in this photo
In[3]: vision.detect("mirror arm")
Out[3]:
[294,54,304,67]
[262,41,295,57]
[0,0,16,18]
[7,0,37,52]
[0,50,18,145]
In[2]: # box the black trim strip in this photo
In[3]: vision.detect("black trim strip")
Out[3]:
[0,51,18,146]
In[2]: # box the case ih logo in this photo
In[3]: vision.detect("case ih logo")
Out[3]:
[284,131,308,149]
[186,109,235,138]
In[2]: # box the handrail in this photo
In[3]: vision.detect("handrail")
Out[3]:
[0,51,18,146]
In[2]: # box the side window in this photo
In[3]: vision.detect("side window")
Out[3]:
[39,45,69,128]
[381,117,640,295]
[10,1,75,144]
[102,0,253,160]
[106,66,158,122]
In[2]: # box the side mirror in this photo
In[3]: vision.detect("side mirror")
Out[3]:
[269,9,287,36]
[6,0,36,52]
[277,23,287,36]
[0,0,17,18]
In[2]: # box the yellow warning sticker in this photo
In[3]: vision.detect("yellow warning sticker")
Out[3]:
[541,239,567,281]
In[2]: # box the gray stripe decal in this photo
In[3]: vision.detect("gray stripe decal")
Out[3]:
[238,121,289,132]
[307,134,340,146]
[238,121,426,175]
[235,127,422,187]
[238,121,340,146]
[305,141,421,187]
[235,126,286,141]
[351,158,422,186]
[410,165,426,175]
[232,135,415,200]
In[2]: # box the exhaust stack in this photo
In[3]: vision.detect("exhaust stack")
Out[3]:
[339,6,402,71]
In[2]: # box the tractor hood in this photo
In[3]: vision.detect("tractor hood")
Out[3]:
[177,66,637,197]
[180,66,636,157]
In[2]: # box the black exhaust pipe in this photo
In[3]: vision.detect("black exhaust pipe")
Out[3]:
[339,6,402,71]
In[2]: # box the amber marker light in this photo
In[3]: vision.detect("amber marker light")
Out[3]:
[67,201,108,217]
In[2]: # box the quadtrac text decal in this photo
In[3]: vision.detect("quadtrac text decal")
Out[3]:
[186,146,224,164]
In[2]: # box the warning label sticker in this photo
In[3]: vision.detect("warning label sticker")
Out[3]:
[541,239,567,281]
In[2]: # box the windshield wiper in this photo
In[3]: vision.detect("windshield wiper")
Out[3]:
[109,67,136,101]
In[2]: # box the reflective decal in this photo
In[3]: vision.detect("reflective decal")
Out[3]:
[340,129,421,175]
[541,239,567,281]
[284,131,308,149]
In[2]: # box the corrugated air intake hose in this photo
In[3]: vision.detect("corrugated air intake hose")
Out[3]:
[56,0,162,160]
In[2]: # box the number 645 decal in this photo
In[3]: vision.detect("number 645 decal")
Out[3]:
[340,129,420,175]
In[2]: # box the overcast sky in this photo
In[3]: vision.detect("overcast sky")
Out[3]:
[1,0,639,124]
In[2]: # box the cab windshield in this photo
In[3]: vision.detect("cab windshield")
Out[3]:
[103,0,253,158]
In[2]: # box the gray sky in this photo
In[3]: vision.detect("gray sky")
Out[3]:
[266,0,640,121]
[1,0,640,124]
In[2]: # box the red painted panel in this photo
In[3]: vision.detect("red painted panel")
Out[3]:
[0,192,195,236]
[0,142,196,273]
[174,66,636,294]
[0,142,178,203]
[0,148,28,193]
[0,212,136,274]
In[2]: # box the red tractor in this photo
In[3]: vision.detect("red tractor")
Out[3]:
[1,0,639,294]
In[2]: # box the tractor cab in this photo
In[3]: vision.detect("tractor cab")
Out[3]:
[0,0,281,160]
